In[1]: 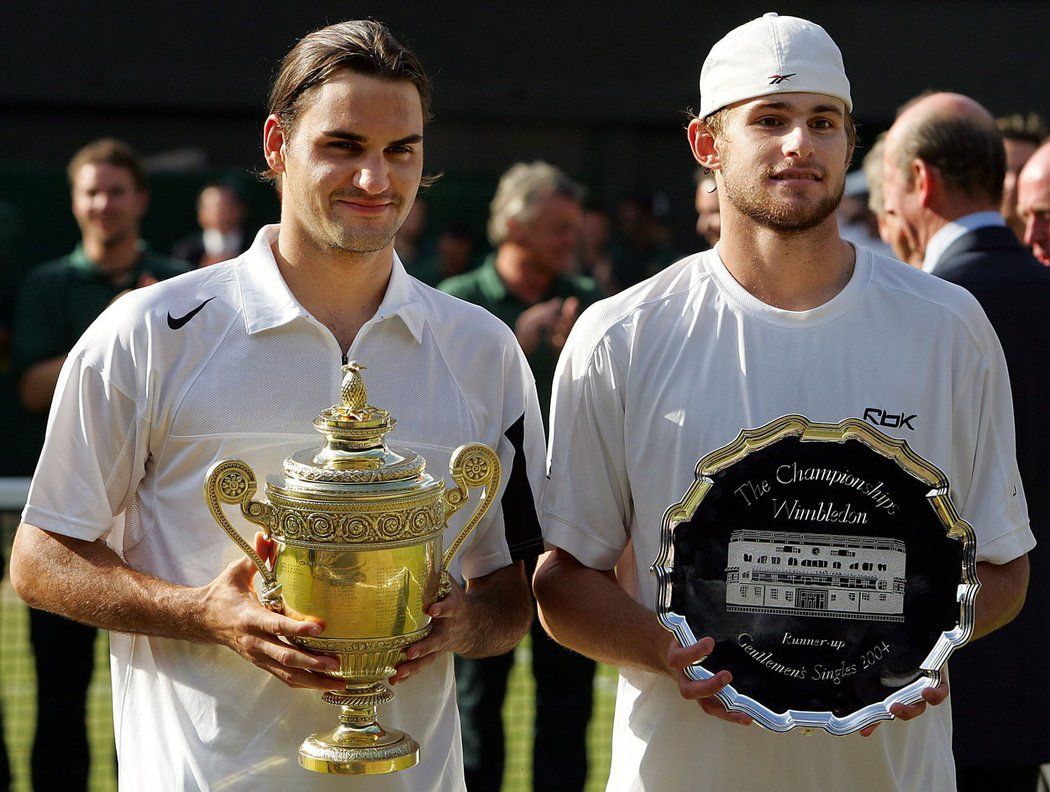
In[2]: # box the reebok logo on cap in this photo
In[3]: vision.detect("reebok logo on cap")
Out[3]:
[699,12,852,118]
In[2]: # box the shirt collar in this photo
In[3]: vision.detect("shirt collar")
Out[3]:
[922,211,1006,274]
[237,224,426,344]
[375,248,427,344]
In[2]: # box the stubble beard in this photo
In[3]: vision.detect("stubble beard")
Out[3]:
[323,219,400,255]
[720,156,845,234]
[312,196,406,256]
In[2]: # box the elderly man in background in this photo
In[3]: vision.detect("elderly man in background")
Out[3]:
[864,135,921,266]
[1018,140,1050,266]
[862,136,909,263]
[996,113,1047,241]
[441,161,600,792]
[884,92,1050,792]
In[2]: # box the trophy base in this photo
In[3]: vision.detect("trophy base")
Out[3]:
[298,724,420,775]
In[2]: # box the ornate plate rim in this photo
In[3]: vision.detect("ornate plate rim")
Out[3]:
[649,413,980,735]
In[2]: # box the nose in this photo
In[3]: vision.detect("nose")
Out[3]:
[782,123,814,160]
[353,153,390,195]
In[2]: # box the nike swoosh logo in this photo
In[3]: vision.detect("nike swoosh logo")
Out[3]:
[167,297,215,330]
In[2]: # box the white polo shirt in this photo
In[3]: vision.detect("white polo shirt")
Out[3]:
[23,225,546,792]
[543,246,1034,792]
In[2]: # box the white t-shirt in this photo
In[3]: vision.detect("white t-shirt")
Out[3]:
[542,246,1034,792]
[23,225,546,792]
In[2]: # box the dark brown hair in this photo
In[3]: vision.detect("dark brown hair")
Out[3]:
[67,138,147,191]
[263,20,431,183]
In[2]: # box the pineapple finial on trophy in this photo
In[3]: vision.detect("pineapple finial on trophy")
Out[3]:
[340,361,369,418]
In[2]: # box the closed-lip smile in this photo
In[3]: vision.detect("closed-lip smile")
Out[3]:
[335,198,394,214]
[771,168,822,181]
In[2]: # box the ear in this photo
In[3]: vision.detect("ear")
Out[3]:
[505,216,527,244]
[688,118,721,171]
[263,114,288,175]
[912,159,937,209]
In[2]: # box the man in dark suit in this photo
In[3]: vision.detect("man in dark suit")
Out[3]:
[884,92,1048,792]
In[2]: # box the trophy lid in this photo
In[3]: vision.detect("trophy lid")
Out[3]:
[279,362,430,489]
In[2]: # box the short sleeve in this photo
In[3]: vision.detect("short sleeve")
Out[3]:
[21,351,148,542]
[541,323,631,570]
[458,339,547,580]
[950,317,1035,564]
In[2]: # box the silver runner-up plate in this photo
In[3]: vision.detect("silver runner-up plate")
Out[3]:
[651,415,979,735]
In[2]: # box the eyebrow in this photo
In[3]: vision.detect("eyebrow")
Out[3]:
[753,101,844,117]
[321,131,424,146]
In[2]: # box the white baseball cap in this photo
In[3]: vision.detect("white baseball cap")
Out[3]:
[698,12,852,118]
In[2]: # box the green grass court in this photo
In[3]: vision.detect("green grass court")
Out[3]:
[0,516,618,791]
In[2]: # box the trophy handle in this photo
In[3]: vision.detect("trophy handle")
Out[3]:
[439,443,502,596]
[204,459,283,610]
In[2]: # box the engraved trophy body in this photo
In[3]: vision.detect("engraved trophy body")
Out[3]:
[204,362,501,774]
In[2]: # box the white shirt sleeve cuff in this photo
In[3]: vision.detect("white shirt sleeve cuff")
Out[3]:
[976,522,1036,565]
[541,511,625,571]
[21,505,109,543]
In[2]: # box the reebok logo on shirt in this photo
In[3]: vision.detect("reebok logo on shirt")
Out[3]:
[863,407,917,431]
[167,297,215,330]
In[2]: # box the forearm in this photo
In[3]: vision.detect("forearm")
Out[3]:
[18,356,66,414]
[456,561,533,658]
[11,523,212,642]
[971,555,1029,641]
[534,548,672,676]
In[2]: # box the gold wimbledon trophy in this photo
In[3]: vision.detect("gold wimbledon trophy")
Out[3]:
[204,362,501,775]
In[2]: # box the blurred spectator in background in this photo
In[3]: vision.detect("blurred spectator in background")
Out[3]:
[441,161,599,792]
[996,113,1047,241]
[837,169,893,257]
[432,222,474,280]
[1018,140,1050,266]
[612,191,677,289]
[693,173,721,248]
[885,92,1049,792]
[576,204,616,295]
[11,137,186,792]
[395,193,432,271]
[411,221,475,286]
[171,181,251,267]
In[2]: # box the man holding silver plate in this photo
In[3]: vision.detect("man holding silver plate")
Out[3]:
[10,20,545,791]
[535,13,1032,792]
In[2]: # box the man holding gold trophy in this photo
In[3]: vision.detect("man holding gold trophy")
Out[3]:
[535,13,1033,792]
[9,19,545,791]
